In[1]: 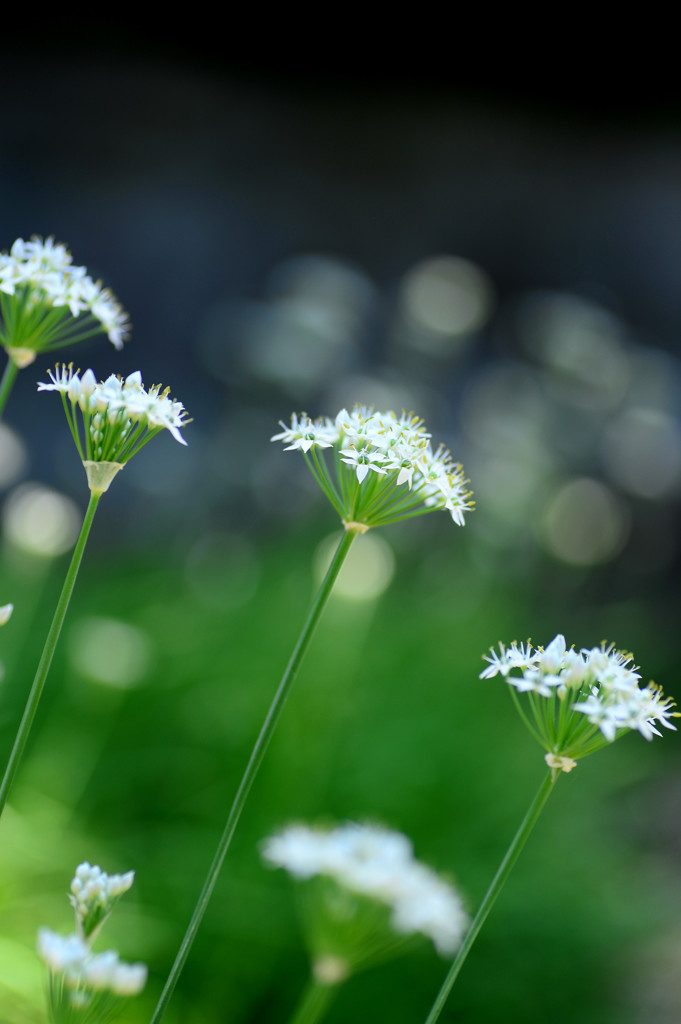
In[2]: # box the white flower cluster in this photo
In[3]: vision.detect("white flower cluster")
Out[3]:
[262,822,467,955]
[272,406,472,526]
[481,634,677,743]
[38,365,189,462]
[37,861,146,1014]
[38,929,147,996]
[69,861,135,939]
[0,236,129,349]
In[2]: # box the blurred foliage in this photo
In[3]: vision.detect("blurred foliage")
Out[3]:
[0,516,679,1023]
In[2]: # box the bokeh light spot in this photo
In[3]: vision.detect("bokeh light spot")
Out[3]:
[517,291,630,410]
[0,424,27,491]
[3,483,80,558]
[314,532,395,601]
[541,478,629,566]
[602,407,681,499]
[401,255,494,338]
[68,616,153,688]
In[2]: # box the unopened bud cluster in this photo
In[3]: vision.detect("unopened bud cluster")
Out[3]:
[69,861,135,940]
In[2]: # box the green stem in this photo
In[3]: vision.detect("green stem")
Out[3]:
[0,491,101,819]
[288,977,339,1024]
[424,770,559,1024]
[150,527,360,1024]
[0,357,19,421]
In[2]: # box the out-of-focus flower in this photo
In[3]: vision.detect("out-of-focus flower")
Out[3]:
[481,634,678,765]
[0,236,129,367]
[37,862,146,1022]
[0,603,13,626]
[38,929,147,995]
[38,365,190,493]
[69,862,135,941]
[272,406,473,529]
[262,822,467,963]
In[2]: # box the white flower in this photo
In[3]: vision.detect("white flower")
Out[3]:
[537,634,567,675]
[480,641,538,679]
[0,236,129,356]
[483,633,678,758]
[0,603,13,626]
[38,929,90,974]
[339,445,389,483]
[272,405,473,529]
[271,413,338,453]
[38,366,190,485]
[108,961,148,996]
[262,822,467,956]
[507,666,562,698]
[37,928,147,997]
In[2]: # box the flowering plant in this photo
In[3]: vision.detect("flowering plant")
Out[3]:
[38,364,190,493]
[38,862,146,1023]
[0,366,189,824]
[272,406,473,530]
[0,236,128,369]
[423,634,679,1023]
[263,823,466,1024]
[481,633,678,770]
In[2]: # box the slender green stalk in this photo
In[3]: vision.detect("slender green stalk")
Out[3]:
[288,977,338,1024]
[424,770,559,1024]
[0,357,19,421]
[150,527,360,1024]
[0,491,102,819]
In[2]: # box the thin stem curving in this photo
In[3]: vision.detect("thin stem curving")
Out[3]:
[150,527,360,1023]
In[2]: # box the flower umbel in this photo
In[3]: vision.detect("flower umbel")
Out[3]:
[481,634,678,764]
[272,406,473,529]
[0,236,129,366]
[262,822,467,972]
[38,365,190,492]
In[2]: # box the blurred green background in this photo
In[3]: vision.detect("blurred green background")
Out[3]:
[1,37,681,1024]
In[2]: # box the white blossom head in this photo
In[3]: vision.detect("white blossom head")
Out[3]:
[480,635,678,767]
[38,365,190,492]
[262,822,467,973]
[271,406,473,531]
[0,236,129,367]
[0,603,13,626]
[37,928,147,1013]
[69,861,135,940]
